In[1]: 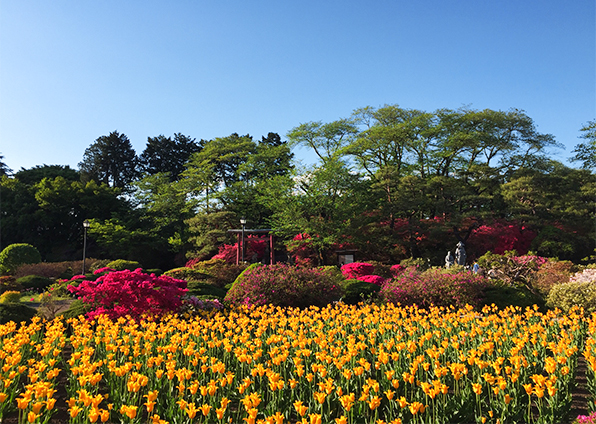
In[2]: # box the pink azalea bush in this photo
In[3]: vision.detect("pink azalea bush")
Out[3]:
[380,269,490,309]
[68,268,187,320]
[224,264,342,308]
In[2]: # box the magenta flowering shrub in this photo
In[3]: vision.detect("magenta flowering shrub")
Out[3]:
[356,275,386,286]
[380,269,490,309]
[68,268,187,320]
[224,264,342,308]
[93,267,116,275]
[341,262,375,279]
[390,264,406,277]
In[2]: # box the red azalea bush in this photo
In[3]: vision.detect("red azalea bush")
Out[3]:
[224,264,342,308]
[212,236,268,264]
[341,262,375,279]
[380,268,490,309]
[68,268,187,320]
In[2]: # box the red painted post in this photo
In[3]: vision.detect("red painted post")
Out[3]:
[236,233,241,265]
[270,234,275,264]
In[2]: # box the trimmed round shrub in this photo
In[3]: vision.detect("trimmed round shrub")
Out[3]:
[227,263,263,292]
[186,282,227,299]
[380,268,490,309]
[144,269,163,276]
[341,279,381,304]
[225,264,342,308]
[188,259,248,288]
[105,259,142,271]
[546,281,596,314]
[341,262,375,279]
[0,243,41,275]
[89,259,113,273]
[482,282,545,311]
[0,290,22,304]
[163,267,212,283]
[0,303,36,324]
[16,275,55,292]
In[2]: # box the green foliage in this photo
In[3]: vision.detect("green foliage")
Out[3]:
[163,267,212,283]
[90,259,113,272]
[482,282,546,311]
[189,259,247,288]
[366,261,393,279]
[186,282,227,299]
[0,276,21,294]
[546,281,596,314]
[399,257,430,271]
[0,243,41,275]
[16,275,55,292]
[105,259,142,271]
[0,291,22,304]
[58,299,92,320]
[144,269,163,276]
[185,211,237,261]
[0,303,36,324]
[341,279,380,304]
[15,164,79,185]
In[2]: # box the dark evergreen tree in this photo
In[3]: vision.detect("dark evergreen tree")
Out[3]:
[79,131,139,189]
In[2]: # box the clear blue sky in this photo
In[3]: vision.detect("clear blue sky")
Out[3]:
[1,0,594,172]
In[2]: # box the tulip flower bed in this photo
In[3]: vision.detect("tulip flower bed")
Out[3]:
[0,304,594,424]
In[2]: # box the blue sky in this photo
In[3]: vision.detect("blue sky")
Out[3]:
[1,0,594,172]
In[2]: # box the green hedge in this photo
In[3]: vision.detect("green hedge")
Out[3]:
[16,275,55,292]
[0,303,37,324]
[341,279,380,304]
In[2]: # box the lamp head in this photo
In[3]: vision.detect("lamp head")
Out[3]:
[83,220,90,228]
[240,217,247,225]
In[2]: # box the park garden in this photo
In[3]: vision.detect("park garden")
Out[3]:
[0,105,594,422]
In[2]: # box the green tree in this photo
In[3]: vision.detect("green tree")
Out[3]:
[15,165,79,185]
[571,120,596,170]
[139,133,200,181]
[186,211,237,260]
[0,154,11,176]
[287,119,357,163]
[79,131,139,189]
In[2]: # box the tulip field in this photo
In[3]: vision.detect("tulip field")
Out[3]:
[1,303,595,424]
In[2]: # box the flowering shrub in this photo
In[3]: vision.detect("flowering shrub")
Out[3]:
[530,260,575,296]
[575,412,596,424]
[341,262,375,279]
[212,235,267,264]
[571,268,596,284]
[68,268,187,320]
[225,264,342,308]
[380,269,490,309]
[286,233,318,267]
[547,281,596,314]
[93,267,116,275]
[390,264,406,277]
[356,274,386,286]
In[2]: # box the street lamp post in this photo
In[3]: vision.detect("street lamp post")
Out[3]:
[240,217,247,263]
[82,220,90,275]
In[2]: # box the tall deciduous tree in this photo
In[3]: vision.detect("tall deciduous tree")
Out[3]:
[571,120,596,170]
[139,133,200,180]
[79,131,139,189]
